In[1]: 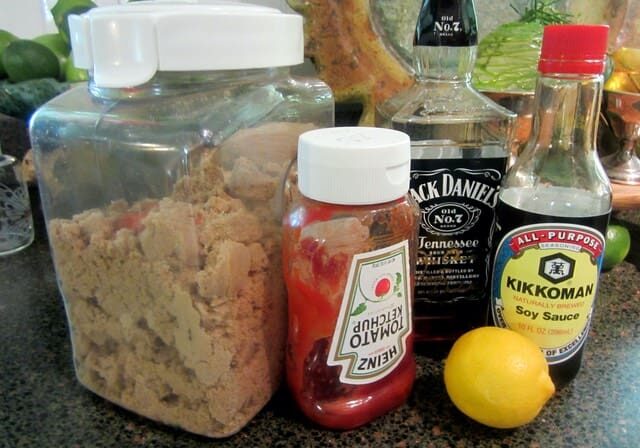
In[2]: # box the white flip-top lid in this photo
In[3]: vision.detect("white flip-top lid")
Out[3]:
[297,127,411,205]
[68,0,304,88]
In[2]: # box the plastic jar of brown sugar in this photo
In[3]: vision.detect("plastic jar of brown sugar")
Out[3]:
[29,1,333,438]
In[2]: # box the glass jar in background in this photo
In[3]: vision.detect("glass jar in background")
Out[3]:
[0,153,34,256]
[283,127,419,430]
[29,1,333,438]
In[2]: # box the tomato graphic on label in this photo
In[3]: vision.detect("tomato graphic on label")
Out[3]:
[364,273,403,303]
[375,278,391,298]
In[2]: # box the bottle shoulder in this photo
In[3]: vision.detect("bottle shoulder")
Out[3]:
[378,81,515,125]
[499,185,611,217]
[507,143,611,189]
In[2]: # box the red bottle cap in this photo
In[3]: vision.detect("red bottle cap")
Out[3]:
[538,24,609,75]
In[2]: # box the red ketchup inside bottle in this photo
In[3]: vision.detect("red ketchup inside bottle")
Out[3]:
[283,197,417,430]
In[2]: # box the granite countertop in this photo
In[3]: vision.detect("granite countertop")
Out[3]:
[1,205,639,448]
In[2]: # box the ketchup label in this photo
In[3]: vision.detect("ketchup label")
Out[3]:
[491,222,605,364]
[328,240,412,384]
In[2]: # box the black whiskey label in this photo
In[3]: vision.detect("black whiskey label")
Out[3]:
[415,0,478,47]
[410,156,507,304]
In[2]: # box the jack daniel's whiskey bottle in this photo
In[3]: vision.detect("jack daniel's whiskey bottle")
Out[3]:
[376,0,515,355]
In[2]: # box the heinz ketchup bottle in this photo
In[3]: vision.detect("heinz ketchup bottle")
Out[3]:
[283,127,419,429]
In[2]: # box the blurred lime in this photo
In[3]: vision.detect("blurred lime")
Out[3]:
[64,53,88,82]
[33,33,68,58]
[34,33,69,77]
[51,0,96,44]
[0,29,18,78]
[2,40,61,83]
[602,224,631,271]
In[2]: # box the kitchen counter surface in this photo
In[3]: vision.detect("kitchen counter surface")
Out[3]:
[2,207,639,448]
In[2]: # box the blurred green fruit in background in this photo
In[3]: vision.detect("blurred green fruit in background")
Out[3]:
[2,39,60,83]
[602,224,631,271]
[0,30,18,78]
[51,0,97,44]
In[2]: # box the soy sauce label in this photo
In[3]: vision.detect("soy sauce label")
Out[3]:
[415,0,478,47]
[410,156,507,304]
[328,240,412,385]
[490,201,609,364]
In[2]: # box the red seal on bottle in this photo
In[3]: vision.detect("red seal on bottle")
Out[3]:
[538,24,609,75]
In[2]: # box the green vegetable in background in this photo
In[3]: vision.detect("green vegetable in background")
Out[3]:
[472,0,571,93]
[0,78,69,120]
[34,33,70,77]
[0,30,17,78]
[51,0,97,44]
[514,0,572,25]
[0,0,95,119]
[2,40,61,83]
[64,53,88,82]
[473,21,544,92]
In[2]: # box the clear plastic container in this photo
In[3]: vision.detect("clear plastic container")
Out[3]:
[29,1,333,438]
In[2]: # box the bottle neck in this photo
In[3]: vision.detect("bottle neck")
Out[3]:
[412,0,478,83]
[413,45,476,82]
[530,72,603,154]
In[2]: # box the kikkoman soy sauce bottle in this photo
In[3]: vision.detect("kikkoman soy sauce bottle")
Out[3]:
[490,25,611,387]
[376,0,515,356]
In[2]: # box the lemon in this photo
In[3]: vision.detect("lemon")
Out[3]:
[602,224,631,271]
[604,72,639,94]
[444,326,555,429]
[0,29,18,78]
[608,47,640,93]
[611,47,640,72]
[2,40,60,83]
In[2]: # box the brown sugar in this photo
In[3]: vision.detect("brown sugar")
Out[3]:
[47,123,312,437]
